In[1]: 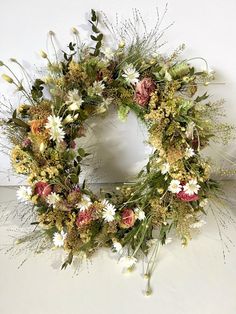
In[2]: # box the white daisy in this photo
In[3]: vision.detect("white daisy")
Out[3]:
[134,207,145,221]
[122,64,139,85]
[168,179,182,194]
[120,256,137,268]
[88,81,105,97]
[185,147,195,159]
[45,115,65,143]
[47,192,61,208]
[190,219,206,229]
[102,201,116,222]
[16,186,32,203]
[159,162,170,175]
[113,241,123,253]
[76,194,92,211]
[66,89,83,111]
[53,230,67,247]
[101,47,114,60]
[183,179,200,196]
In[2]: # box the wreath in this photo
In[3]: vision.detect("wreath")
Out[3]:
[0,9,234,295]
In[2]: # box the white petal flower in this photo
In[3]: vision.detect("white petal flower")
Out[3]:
[199,198,208,208]
[102,200,116,222]
[183,179,200,196]
[185,147,195,159]
[76,194,92,211]
[47,192,61,208]
[101,47,114,60]
[53,230,67,247]
[190,220,206,229]
[134,207,145,221]
[113,241,123,253]
[66,89,83,111]
[159,162,170,175]
[45,115,65,143]
[168,179,182,194]
[122,64,139,85]
[16,186,32,203]
[120,256,137,268]
[88,81,105,96]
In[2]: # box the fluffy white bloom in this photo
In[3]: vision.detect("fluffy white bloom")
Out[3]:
[185,147,195,159]
[45,115,65,143]
[101,47,114,60]
[120,256,137,268]
[190,219,206,229]
[76,194,92,211]
[168,179,182,194]
[102,201,116,222]
[122,64,139,85]
[113,241,123,253]
[183,179,200,196]
[47,192,61,208]
[199,198,208,208]
[88,81,105,96]
[16,186,32,203]
[53,230,67,247]
[159,162,170,175]
[134,207,145,221]
[66,89,83,111]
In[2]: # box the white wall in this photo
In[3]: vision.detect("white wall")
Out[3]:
[0,0,236,186]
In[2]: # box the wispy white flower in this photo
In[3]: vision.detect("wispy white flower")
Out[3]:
[183,179,200,196]
[16,186,32,203]
[45,115,65,143]
[76,194,92,211]
[190,220,206,229]
[47,192,61,208]
[66,89,83,111]
[122,64,139,85]
[102,200,116,222]
[120,256,137,268]
[113,241,123,253]
[199,198,208,208]
[101,47,114,60]
[185,147,195,159]
[159,162,170,175]
[88,81,105,96]
[168,179,182,194]
[134,207,145,221]
[53,230,67,247]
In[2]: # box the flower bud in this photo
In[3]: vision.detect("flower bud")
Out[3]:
[2,74,13,84]
[72,27,79,35]
[0,61,4,66]
[63,114,74,124]
[40,50,47,59]
[119,41,125,48]
[39,142,45,153]
[73,113,79,120]
[49,30,55,36]
[10,58,17,63]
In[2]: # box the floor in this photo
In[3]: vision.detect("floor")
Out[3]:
[0,183,236,314]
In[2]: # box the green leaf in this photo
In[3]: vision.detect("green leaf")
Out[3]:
[61,251,73,270]
[195,92,209,103]
[70,174,78,184]
[12,118,30,130]
[91,9,97,22]
[92,25,100,33]
[90,35,98,41]
[78,147,86,157]
[96,41,102,50]
[96,34,103,41]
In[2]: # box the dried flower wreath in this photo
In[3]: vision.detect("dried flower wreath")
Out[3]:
[0,8,234,295]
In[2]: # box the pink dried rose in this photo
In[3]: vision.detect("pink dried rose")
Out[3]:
[176,190,199,202]
[134,78,156,107]
[76,207,94,227]
[34,182,52,197]
[120,208,136,229]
